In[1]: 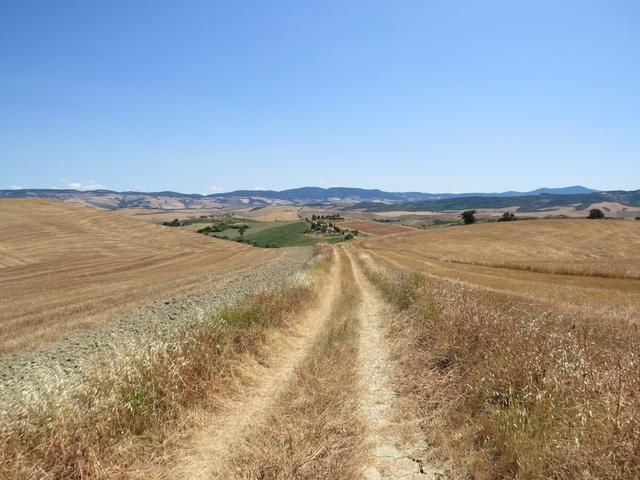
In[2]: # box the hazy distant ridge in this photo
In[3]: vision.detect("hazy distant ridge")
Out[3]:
[0,185,620,212]
[210,185,598,202]
[355,189,640,212]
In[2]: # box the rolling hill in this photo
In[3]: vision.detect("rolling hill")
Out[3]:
[0,199,280,354]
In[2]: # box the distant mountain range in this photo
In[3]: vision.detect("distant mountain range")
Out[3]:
[4,185,639,214]
[210,185,598,203]
[0,185,600,209]
[354,190,640,213]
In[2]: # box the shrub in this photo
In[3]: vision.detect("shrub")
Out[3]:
[497,212,517,222]
[587,208,605,219]
[460,210,477,224]
[162,218,181,227]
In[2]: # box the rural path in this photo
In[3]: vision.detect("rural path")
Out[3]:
[157,246,443,479]
[346,247,441,480]
[166,250,344,480]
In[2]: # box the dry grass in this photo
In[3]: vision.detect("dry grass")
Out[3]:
[362,219,640,324]
[237,205,303,221]
[223,249,365,479]
[0,199,280,354]
[0,246,334,480]
[358,252,640,479]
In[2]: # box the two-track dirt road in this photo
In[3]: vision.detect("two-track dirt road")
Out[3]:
[139,245,445,479]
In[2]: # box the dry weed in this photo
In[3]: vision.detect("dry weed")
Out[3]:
[357,252,640,479]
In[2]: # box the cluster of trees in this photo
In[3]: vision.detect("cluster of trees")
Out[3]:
[196,221,248,237]
[460,210,518,225]
[497,212,517,222]
[162,218,183,227]
[196,225,225,234]
[305,217,358,241]
[308,220,342,234]
[311,213,343,221]
[457,208,617,225]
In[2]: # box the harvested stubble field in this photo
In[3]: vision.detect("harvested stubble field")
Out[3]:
[1,246,330,480]
[361,219,640,324]
[0,199,282,354]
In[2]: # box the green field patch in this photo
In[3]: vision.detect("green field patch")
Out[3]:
[213,220,291,240]
[244,221,321,247]
[165,214,349,248]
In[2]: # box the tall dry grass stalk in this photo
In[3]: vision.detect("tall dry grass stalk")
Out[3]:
[0,246,334,480]
[357,252,640,479]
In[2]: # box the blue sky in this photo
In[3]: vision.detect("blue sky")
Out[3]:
[1,1,638,193]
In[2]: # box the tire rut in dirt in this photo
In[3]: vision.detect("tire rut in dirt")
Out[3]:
[346,247,444,480]
[219,248,366,479]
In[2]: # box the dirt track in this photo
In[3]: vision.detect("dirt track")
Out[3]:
[142,245,445,479]
[347,248,442,479]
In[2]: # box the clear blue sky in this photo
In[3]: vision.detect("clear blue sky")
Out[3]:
[1,1,638,193]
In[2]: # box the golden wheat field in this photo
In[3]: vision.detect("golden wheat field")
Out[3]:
[359,219,640,323]
[0,199,280,354]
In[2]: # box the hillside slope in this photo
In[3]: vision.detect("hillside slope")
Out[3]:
[359,219,640,322]
[0,199,280,354]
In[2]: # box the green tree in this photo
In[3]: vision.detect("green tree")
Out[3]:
[497,212,517,222]
[587,208,605,219]
[238,225,247,238]
[460,210,477,225]
[162,218,182,227]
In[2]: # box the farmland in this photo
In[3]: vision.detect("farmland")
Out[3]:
[2,203,640,479]
[352,218,640,478]
[339,219,414,236]
[166,214,345,247]
[0,200,281,354]
[359,219,640,324]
